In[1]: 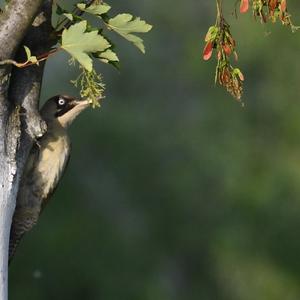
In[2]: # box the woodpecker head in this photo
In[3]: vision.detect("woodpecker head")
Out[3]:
[40,95,90,128]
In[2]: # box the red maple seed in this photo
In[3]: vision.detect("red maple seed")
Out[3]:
[221,69,230,84]
[269,0,278,11]
[238,71,245,81]
[203,41,213,61]
[227,35,236,48]
[240,0,249,13]
[205,31,212,42]
[223,44,232,56]
[233,51,239,61]
[281,0,287,12]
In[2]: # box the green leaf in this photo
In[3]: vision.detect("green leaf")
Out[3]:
[77,3,111,15]
[23,46,38,65]
[23,46,31,60]
[99,49,119,63]
[56,4,66,15]
[61,21,110,71]
[28,56,38,65]
[63,13,73,21]
[107,14,152,53]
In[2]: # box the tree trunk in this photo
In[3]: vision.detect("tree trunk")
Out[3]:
[0,1,53,299]
[0,108,23,300]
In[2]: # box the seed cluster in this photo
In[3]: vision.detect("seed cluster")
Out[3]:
[203,0,297,102]
[203,18,244,101]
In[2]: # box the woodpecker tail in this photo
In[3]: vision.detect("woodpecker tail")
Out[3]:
[9,229,25,265]
[9,209,38,265]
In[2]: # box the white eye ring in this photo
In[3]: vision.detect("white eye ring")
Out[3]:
[58,98,65,106]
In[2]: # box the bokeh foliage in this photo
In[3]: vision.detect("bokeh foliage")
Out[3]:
[8,1,300,299]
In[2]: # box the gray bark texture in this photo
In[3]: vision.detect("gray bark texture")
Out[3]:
[0,1,54,299]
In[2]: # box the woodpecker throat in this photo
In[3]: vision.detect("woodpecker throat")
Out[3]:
[9,95,89,263]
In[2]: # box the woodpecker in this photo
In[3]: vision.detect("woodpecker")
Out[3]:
[9,95,90,263]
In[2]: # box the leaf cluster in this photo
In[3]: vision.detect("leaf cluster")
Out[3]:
[0,1,152,107]
[55,1,152,106]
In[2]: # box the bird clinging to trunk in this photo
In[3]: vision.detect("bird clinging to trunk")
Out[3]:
[9,95,90,263]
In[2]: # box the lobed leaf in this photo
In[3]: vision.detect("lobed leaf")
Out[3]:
[99,49,119,63]
[107,13,152,53]
[63,13,73,21]
[77,3,111,15]
[61,21,110,71]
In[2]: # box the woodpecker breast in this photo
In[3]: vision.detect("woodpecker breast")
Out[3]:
[35,124,71,208]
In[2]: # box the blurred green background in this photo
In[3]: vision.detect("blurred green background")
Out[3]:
[7,1,300,299]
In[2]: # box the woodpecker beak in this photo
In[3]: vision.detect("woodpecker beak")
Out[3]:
[72,98,91,107]
[67,98,91,116]
[70,99,91,112]
[57,98,90,128]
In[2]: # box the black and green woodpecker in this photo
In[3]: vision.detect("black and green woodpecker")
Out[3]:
[9,95,90,263]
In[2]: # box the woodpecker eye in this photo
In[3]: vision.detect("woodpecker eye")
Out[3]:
[58,98,65,106]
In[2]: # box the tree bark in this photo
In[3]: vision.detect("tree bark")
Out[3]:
[0,1,53,299]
